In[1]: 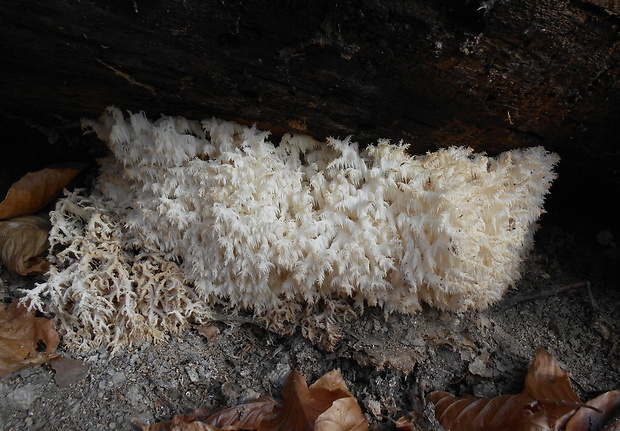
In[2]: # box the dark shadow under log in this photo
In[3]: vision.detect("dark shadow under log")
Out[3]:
[1,0,619,232]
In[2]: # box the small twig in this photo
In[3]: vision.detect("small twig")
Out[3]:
[585,281,599,311]
[96,58,157,97]
[499,281,591,310]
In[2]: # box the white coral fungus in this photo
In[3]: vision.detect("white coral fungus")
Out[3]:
[25,107,558,350]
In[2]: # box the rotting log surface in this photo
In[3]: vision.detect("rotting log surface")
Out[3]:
[1,1,619,229]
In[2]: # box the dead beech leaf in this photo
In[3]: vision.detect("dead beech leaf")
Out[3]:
[523,348,585,429]
[565,390,620,431]
[138,369,368,431]
[0,300,60,377]
[0,214,51,275]
[261,369,367,431]
[315,397,368,431]
[428,348,587,431]
[138,396,278,431]
[392,414,425,431]
[428,392,549,431]
[0,165,83,220]
[196,324,220,343]
[194,396,278,430]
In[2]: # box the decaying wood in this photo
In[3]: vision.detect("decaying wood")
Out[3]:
[1,1,619,226]
[1,1,618,148]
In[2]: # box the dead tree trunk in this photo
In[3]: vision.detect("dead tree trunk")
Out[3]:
[1,0,619,230]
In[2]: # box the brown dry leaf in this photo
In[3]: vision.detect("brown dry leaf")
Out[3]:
[565,390,620,431]
[428,348,587,431]
[138,369,368,431]
[428,392,550,431]
[314,397,368,431]
[523,348,585,429]
[0,300,60,377]
[0,165,83,220]
[391,414,425,431]
[196,324,220,343]
[0,214,51,275]
[194,396,277,430]
[261,369,367,431]
[139,397,278,430]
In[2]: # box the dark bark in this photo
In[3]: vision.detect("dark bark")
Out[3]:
[1,0,619,229]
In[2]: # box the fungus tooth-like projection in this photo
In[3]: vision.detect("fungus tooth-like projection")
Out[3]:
[24,107,559,350]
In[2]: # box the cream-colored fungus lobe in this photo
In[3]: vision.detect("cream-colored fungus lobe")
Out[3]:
[24,107,559,350]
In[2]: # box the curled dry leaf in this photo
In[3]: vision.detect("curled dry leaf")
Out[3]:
[524,348,586,429]
[138,369,368,431]
[0,300,60,377]
[0,214,51,275]
[565,390,620,431]
[314,397,368,431]
[428,348,588,431]
[428,392,550,431]
[138,396,278,431]
[261,369,366,431]
[0,165,84,220]
[195,324,220,343]
[391,414,426,431]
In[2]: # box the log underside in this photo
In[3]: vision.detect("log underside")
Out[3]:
[1,0,619,230]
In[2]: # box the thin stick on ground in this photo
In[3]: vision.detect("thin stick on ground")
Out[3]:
[499,281,591,310]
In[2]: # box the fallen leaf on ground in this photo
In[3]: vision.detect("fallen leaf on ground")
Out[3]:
[0,165,84,220]
[50,356,89,388]
[314,396,368,431]
[523,348,585,429]
[0,214,50,275]
[428,392,549,431]
[0,300,60,377]
[138,369,368,431]
[195,324,220,343]
[428,348,599,431]
[139,396,278,431]
[262,369,359,431]
[391,414,425,431]
[565,390,620,431]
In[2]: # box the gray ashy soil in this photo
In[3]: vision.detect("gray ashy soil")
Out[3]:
[1,208,619,430]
